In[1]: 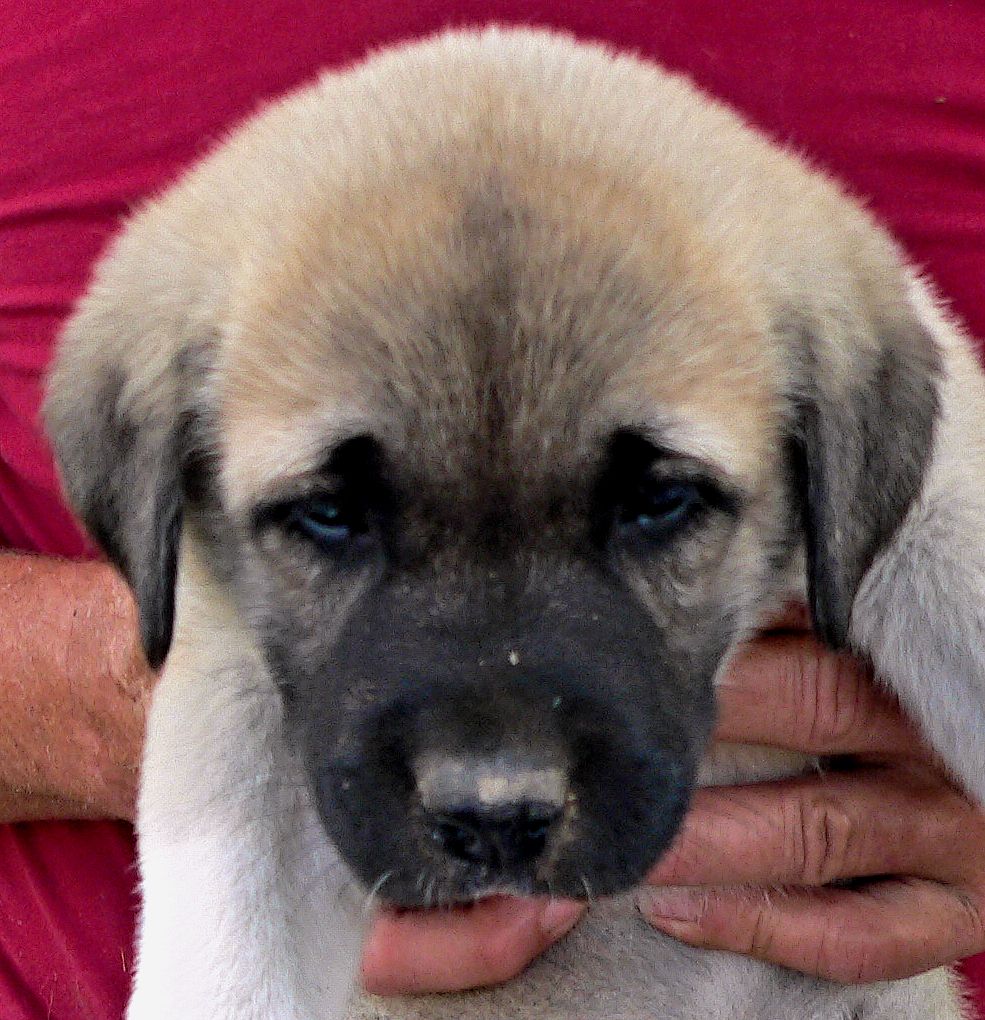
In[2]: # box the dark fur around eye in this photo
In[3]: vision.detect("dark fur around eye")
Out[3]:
[288,496,365,549]
[616,478,702,540]
[251,434,391,554]
[593,430,738,549]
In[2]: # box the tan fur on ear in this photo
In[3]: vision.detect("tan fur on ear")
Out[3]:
[44,211,215,665]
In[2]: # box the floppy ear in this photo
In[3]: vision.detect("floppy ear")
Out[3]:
[44,218,212,670]
[790,308,941,649]
[46,356,182,670]
[791,277,985,802]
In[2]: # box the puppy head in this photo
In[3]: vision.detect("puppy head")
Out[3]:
[46,30,940,904]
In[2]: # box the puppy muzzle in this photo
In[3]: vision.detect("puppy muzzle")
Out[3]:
[270,563,718,906]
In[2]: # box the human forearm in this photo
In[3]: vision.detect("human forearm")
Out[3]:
[0,552,151,822]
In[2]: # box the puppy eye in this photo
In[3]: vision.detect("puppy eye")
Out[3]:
[289,497,363,549]
[617,480,702,540]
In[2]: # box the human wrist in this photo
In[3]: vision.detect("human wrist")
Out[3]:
[0,552,152,821]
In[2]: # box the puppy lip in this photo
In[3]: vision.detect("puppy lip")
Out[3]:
[371,855,664,907]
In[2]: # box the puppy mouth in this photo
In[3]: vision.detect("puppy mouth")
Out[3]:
[403,800,579,906]
[341,758,694,910]
[369,865,573,910]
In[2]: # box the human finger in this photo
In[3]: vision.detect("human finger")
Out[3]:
[646,768,981,889]
[360,896,584,995]
[715,634,921,758]
[638,877,985,984]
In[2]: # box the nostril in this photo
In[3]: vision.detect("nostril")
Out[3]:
[429,814,489,864]
[428,802,561,868]
[415,756,568,869]
[511,810,552,860]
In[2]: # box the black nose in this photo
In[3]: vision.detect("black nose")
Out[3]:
[428,802,561,868]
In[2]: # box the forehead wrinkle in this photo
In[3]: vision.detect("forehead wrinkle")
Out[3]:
[614,346,781,488]
[219,399,375,514]
[629,409,771,492]
[493,161,780,482]
[215,153,781,513]
[610,351,780,489]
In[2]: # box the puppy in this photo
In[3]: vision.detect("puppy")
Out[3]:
[46,28,985,1020]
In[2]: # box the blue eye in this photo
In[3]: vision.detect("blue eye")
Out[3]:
[292,498,355,548]
[620,480,700,537]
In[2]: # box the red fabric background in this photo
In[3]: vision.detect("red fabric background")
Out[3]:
[1,3,984,1017]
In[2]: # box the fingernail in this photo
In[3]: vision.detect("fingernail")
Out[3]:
[539,899,583,938]
[636,887,705,924]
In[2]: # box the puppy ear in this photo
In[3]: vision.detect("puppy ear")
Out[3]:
[791,277,985,802]
[46,362,182,670]
[45,222,210,670]
[790,309,941,648]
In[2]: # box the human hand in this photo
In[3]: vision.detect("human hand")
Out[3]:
[637,622,985,983]
[360,615,985,994]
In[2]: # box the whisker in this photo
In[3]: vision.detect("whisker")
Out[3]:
[363,871,395,915]
[579,873,595,905]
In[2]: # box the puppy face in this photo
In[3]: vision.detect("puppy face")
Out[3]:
[217,173,792,902]
[46,29,940,905]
